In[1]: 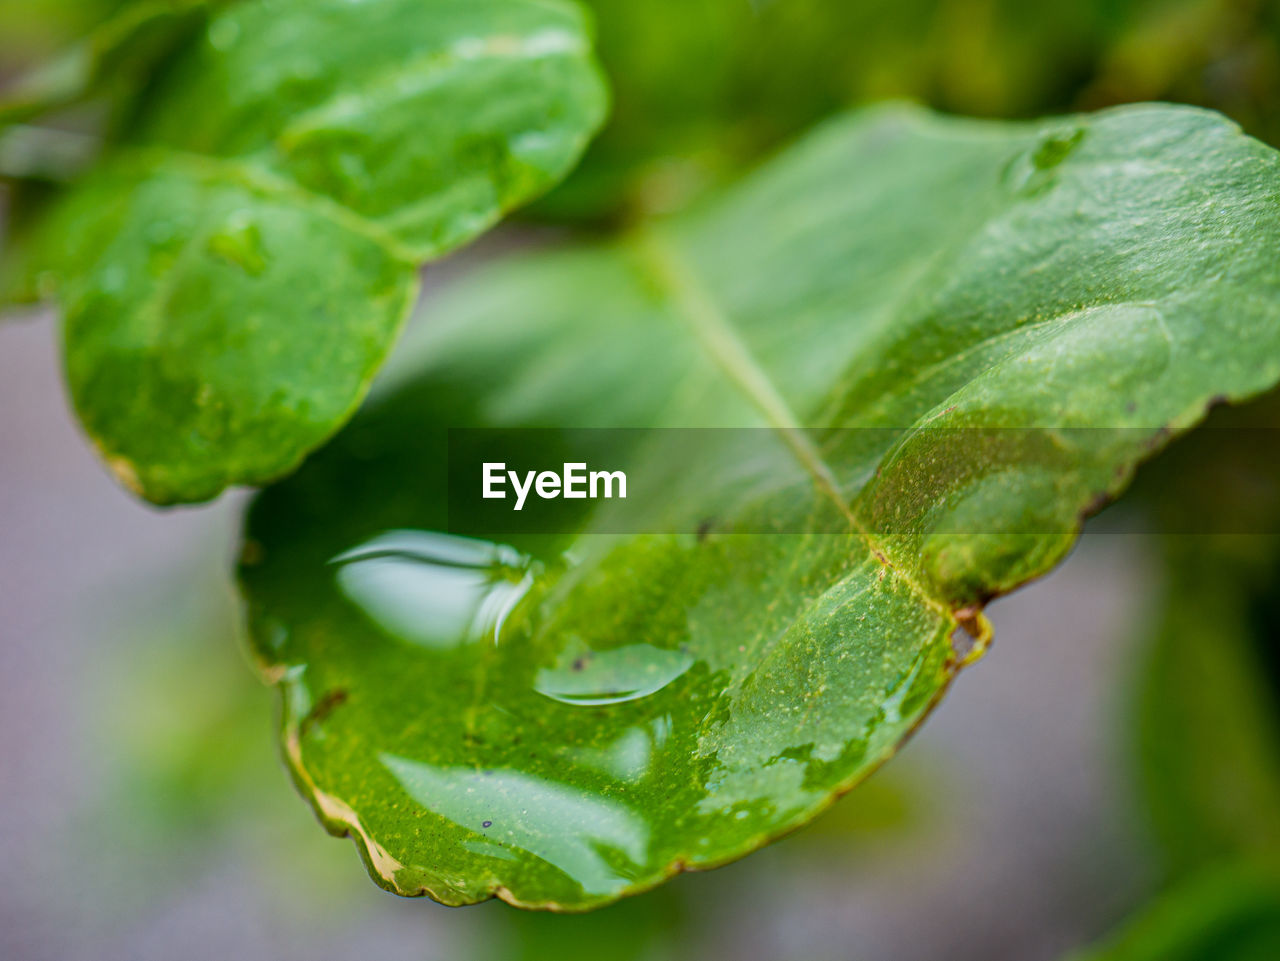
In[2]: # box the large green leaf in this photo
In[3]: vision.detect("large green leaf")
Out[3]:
[240,104,1280,909]
[25,0,606,503]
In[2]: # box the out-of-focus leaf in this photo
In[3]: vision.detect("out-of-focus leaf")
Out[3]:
[1135,538,1280,875]
[240,104,1280,909]
[1125,391,1280,876]
[0,0,212,126]
[43,155,420,500]
[1084,0,1280,149]
[487,886,686,961]
[1,178,67,306]
[0,2,217,311]
[28,0,606,503]
[540,0,1136,219]
[0,0,123,74]
[1067,864,1280,961]
[538,0,1280,222]
[0,124,98,307]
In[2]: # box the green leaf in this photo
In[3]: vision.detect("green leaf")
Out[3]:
[239,104,1280,909]
[2,0,218,308]
[1067,864,1280,961]
[539,0,1280,222]
[31,0,607,503]
[540,0,1134,219]
[1,177,67,306]
[1135,539,1280,875]
[0,0,154,82]
[487,886,687,961]
[0,2,217,309]
[47,154,419,497]
[0,0,213,126]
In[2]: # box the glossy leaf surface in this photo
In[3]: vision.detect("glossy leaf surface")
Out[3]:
[241,104,1280,909]
[29,0,606,503]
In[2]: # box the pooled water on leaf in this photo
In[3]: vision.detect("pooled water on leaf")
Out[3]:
[534,643,695,707]
[331,530,537,648]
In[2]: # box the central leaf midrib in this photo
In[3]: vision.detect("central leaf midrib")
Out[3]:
[629,226,949,614]
[630,228,848,504]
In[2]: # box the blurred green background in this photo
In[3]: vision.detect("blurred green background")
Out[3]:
[4,1,1280,958]
[5,0,1280,219]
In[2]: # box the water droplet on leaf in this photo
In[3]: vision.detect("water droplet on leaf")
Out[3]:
[333,530,537,648]
[206,213,269,275]
[535,643,694,706]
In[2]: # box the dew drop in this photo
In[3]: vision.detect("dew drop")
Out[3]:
[332,530,538,648]
[206,212,268,276]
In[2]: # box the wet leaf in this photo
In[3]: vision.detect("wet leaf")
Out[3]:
[240,104,1280,909]
[29,0,606,503]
